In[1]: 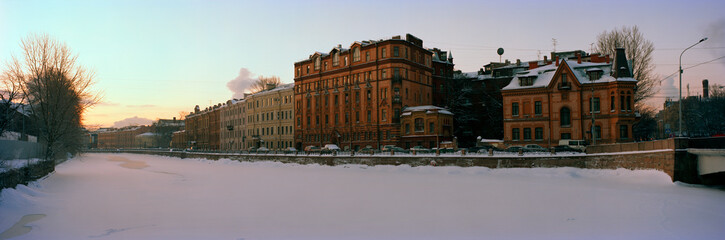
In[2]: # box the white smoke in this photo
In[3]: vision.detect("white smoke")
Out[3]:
[226,68,257,99]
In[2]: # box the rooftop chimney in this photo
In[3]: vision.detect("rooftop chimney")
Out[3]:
[529,61,538,70]
[555,56,559,66]
[576,52,582,64]
[544,55,548,64]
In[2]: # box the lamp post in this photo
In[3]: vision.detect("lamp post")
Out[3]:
[679,37,708,137]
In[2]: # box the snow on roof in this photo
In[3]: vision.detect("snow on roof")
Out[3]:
[403,105,454,115]
[480,138,504,143]
[502,60,637,91]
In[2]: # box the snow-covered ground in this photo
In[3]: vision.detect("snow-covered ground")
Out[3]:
[0,159,41,173]
[1,153,724,239]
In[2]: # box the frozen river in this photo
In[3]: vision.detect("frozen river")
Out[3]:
[1,153,724,239]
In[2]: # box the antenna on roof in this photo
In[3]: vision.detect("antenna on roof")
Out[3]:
[552,38,558,52]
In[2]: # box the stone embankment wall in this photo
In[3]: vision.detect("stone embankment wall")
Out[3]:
[90,148,676,181]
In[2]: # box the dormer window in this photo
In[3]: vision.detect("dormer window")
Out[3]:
[587,68,603,81]
[353,47,360,62]
[333,52,340,66]
[519,76,535,86]
[314,56,321,70]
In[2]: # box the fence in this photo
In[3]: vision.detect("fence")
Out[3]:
[0,140,44,160]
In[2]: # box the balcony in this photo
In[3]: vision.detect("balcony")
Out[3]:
[392,75,402,84]
[392,96,402,104]
[558,82,571,90]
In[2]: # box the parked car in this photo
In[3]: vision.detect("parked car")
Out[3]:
[410,146,433,153]
[505,146,524,153]
[381,145,397,151]
[553,145,583,153]
[304,145,321,153]
[284,147,298,153]
[358,145,377,154]
[256,147,270,153]
[558,139,587,151]
[322,144,341,153]
[524,144,547,152]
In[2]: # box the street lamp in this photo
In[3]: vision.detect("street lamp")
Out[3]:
[679,37,708,137]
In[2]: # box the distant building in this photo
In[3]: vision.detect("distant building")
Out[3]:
[500,48,637,147]
[219,83,295,151]
[185,104,222,150]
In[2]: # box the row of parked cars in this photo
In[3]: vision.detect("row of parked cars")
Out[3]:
[249,139,587,155]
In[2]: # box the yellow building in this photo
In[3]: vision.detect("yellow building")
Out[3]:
[220,83,295,151]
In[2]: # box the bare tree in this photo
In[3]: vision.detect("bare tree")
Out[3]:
[3,34,101,160]
[594,25,656,103]
[0,70,26,137]
[249,75,281,93]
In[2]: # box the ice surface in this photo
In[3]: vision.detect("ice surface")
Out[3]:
[1,153,724,239]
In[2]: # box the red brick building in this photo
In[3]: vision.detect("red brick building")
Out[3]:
[501,48,637,147]
[399,105,454,149]
[293,34,438,151]
[185,104,221,150]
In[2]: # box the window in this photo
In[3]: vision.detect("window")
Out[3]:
[524,128,532,140]
[325,114,329,124]
[382,48,387,58]
[355,91,360,103]
[429,122,435,133]
[335,114,339,124]
[611,95,615,112]
[535,127,543,140]
[626,95,632,111]
[414,118,424,132]
[355,111,359,123]
[560,107,571,126]
[594,126,601,139]
[512,128,520,141]
[534,101,542,115]
[512,102,519,116]
[381,109,387,121]
[561,133,571,140]
[393,46,399,57]
[334,95,339,105]
[405,123,410,134]
[367,110,371,122]
[365,52,370,62]
[353,47,360,62]
[314,56,321,70]
[620,125,629,139]
[561,74,567,84]
[381,88,387,100]
[590,97,600,113]
[367,90,371,101]
[620,94,626,111]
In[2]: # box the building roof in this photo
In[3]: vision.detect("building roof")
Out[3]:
[402,105,454,115]
[501,59,637,91]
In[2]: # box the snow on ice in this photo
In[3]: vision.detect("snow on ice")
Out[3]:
[1,153,724,239]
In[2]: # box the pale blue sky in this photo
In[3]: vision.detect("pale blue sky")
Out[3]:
[2,0,724,127]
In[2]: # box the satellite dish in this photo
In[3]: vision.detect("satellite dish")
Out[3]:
[497,48,504,62]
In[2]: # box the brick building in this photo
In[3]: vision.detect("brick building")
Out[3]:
[95,126,151,149]
[501,48,637,147]
[185,104,221,150]
[430,48,454,107]
[399,105,454,149]
[293,34,438,151]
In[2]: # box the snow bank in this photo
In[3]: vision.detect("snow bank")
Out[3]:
[1,153,724,239]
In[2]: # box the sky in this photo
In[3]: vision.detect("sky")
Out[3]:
[2,0,724,128]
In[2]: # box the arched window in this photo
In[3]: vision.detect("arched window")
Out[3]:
[314,56,321,70]
[333,52,339,66]
[560,107,571,127]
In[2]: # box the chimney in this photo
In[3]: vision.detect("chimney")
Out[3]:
[605,54,610,64]
[576,52,582,64]
[555,56,559,66]
[516,59,521,66]
[529,61,539,70]
[544,55,548,65]
[703,79,709,99]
